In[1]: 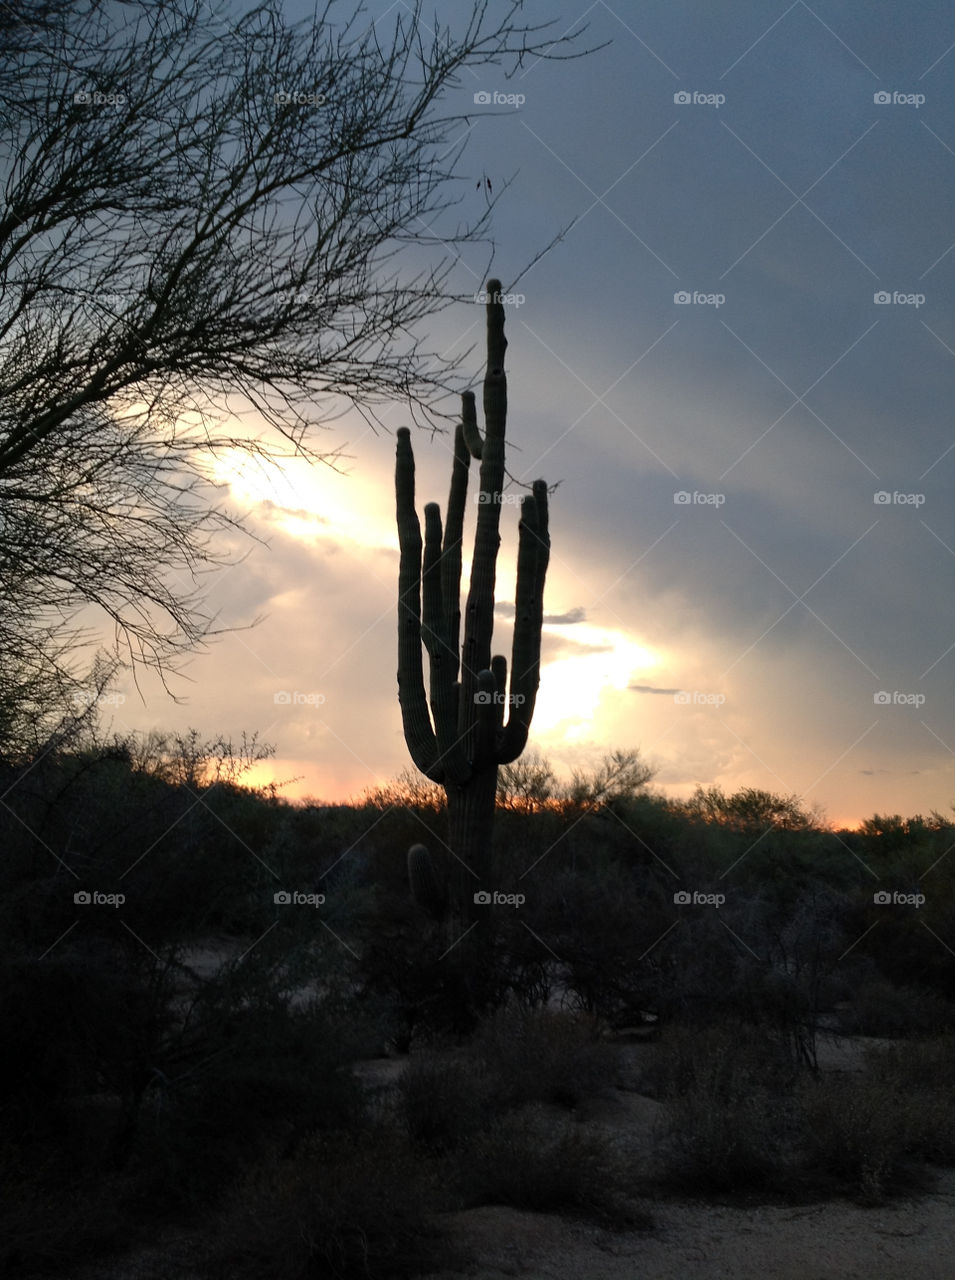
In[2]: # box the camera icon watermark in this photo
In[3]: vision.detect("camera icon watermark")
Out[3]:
[74,889,125,907]
[274,889,325,907]
[874,889,925,907]
[273,90,326,106]
[473,889,525,907]
[674,889,726,907]
[474,691,525,706]
[70,690,126,707]
[874,291,925,307]
[474,288,525,307]
[674,490,725,506]
[674,690,726,706]
[873,490,924,506]
[674,90,725,108]
[473,89,525,107]
[874,90,925,107]
[874,690,925,707]
[674,290,725,308]
[73,89,126,106]
[475,490,522,505]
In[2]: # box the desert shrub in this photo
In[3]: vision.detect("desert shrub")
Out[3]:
[397,1052,495,1153]
[798,1072,933,1202]
[0,1141,129,1276]
[653,1062,791,1189]
[133,993,369,1209]
[865,1032,955,1088]
[837,975,955,1038]
[457,1103,648,1227]
[646,1020,800,1193]
[0,944,187,1174]
[862,1037,955,1165]
[356,893,484,1046]
[660,1081,792,1193]
[638,1019,795,1101]
[469,1005,619,1110]
[213,1128,454,1280]
[398,1007,617,1152]
[527,862,675,1025]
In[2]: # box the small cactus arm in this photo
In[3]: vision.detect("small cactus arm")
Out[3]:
[407,842,448,921]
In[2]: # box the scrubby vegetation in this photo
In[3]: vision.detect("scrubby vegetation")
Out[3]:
[3,718,955,1275]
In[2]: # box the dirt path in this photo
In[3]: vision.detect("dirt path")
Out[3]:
[423,1177,955,1280]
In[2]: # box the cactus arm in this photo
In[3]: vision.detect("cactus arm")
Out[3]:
[482,280,508,441]
[395,426,443,781]
[491,653,508,732]
[498,478,550,764]
[423,502,470,784]
[461,386,483,460]
[421,502,446,660]
[459,284,508,733]
[441,421,470,684]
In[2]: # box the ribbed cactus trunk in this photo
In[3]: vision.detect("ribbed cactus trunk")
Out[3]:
[445,767,498,931]
[395,280,550,1022]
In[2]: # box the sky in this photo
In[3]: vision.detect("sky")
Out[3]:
[98,0,955,828]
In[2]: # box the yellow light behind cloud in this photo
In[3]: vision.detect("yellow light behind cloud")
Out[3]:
[207,446,398,550]
[534,623,661,740]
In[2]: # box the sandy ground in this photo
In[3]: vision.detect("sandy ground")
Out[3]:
[418,1182,955,1280]
[415,1037,955,1280]
[53,944,955,1280]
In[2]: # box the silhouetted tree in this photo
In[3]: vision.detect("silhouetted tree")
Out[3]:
[0,0,592,731]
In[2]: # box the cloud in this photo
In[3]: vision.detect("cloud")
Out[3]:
[543,606,587,625]
[497,603,587,626]
[540,633,612,661]
[629,683,681,696]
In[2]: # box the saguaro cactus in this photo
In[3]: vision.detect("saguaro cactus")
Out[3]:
[395,280,550,972]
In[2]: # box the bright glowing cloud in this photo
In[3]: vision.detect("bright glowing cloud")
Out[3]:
[534,623,662,739]
[207,446,398,550]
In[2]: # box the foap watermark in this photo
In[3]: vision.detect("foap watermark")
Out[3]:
[273,90,326,106]
[273,690,326,706]
[473,89,525,108]
[874,690,925,707]
[675,290,725,308]
[874,90,925,108]
[674,890,726,907]
[674,90,725,108]
[73,89,126,106]
[874,890,925,908]
[475,491,522,505]
[674,691,726,706]
[674,490,725,506]
[74,890,125,907]
[274,890,325,907]
[474,691,525,707]
[71,690,126,708]
[474,890,525,907]
[873,490,924,506]
[874,291,925,307]
[474,288,525,307]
